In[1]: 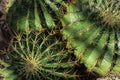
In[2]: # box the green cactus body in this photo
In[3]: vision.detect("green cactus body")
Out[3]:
[7,29,77,80]
[0,60,17,80]
[59,0,120,76]
[88,0,120,27]
[6,0,58,31]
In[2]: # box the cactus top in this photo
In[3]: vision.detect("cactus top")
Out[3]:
[85,0,120,28]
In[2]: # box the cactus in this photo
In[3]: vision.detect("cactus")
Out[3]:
[6,0,58,31]
[82,0,120,27]
[6,0,120,78]
[6,29,77,80]
[0,60,17,80]
[59,0,120,76]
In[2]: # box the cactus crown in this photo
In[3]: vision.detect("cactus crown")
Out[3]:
[7,29,77,80]
[84,0,120,27]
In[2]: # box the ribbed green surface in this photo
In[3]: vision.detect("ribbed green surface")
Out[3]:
[60,0,120,76]
[0,61,17,80]
[6,0,59,31]
[7,29,77,80]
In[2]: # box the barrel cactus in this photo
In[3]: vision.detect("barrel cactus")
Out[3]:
[6,0,59,31]
[0,60,17,80]
[6,28,77,80]
[59,0,120,76]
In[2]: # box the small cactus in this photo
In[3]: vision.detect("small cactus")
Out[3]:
[7,29,77,80]
[59,0,120,76]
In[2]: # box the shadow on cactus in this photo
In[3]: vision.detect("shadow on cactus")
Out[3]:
[59,0,120,76]
[6,29,77,80]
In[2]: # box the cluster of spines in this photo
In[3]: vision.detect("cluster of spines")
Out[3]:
[6,29,77,80]
[81,0,120,27]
